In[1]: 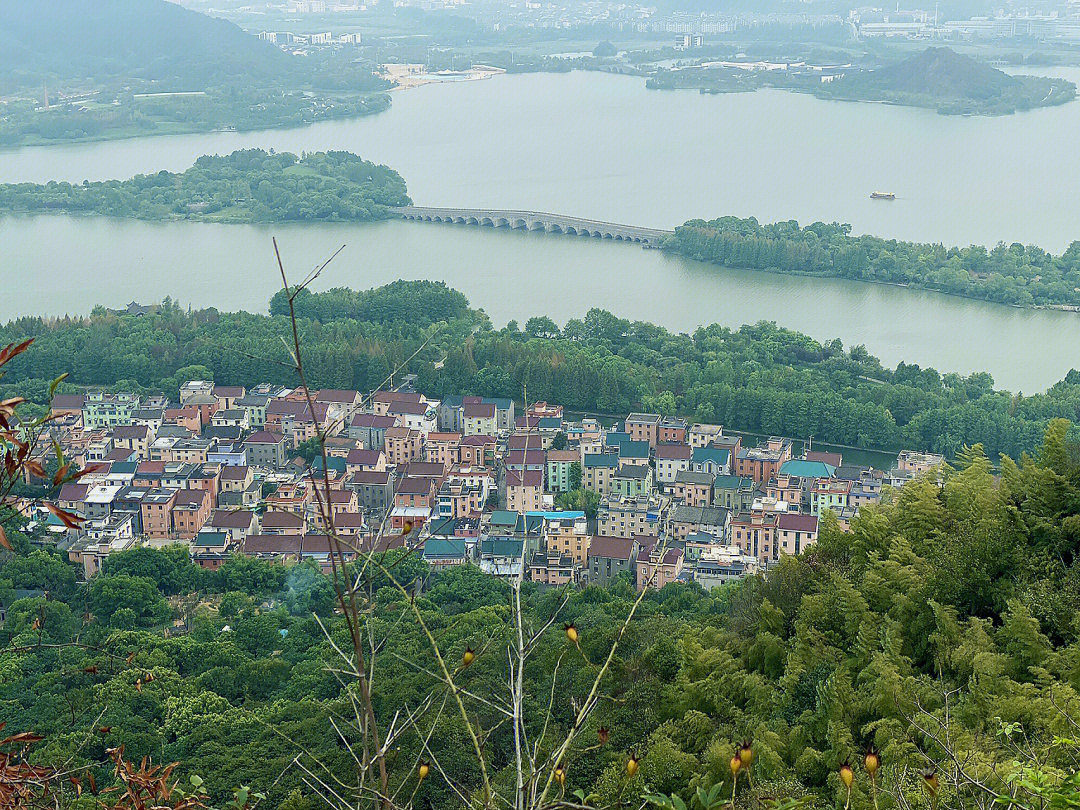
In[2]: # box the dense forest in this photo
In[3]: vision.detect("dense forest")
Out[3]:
[4,424,1080,808]
[0,150,410,223]
[3,282,1080,460]
[817,47,1076,115]
[664,215,1080,309]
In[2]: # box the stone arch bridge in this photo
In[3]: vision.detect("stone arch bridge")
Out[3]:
[395,206,672,246]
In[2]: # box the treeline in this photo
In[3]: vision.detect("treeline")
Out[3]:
[664,215,1080,308]
[0,90,390,148]
[0,149,409,223]
[4,427,1080,807]
[3,282,1080,459]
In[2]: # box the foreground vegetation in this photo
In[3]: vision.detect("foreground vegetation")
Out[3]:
[0,150,409,223]
[5,423,1080,809]
[664,215,1080,309]
[2,282,1080,461]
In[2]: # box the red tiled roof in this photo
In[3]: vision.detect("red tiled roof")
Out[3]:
[245,430,284,444]
[58,483,89,502]
[261,510,305,528]
[588,535,634,561]
[350,412,397,429]
[316,389,359,403]
[243,534,302,555]
[460,434,496,446]
[463,402,496,419]
[347,449,383,466]
[210,509,257,529]
[373,390,421,404]
[396,476,432,495]
[776,513,819,532]
[655,443,692,460]
[349,470,392,485]
[506,469,543,488]
[388,400,430,416]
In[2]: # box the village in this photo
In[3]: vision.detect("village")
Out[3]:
[30,381,944,592]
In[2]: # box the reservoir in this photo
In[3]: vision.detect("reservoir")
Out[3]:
[3,70,1080,392]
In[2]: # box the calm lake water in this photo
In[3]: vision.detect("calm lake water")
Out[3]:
[3,70,1080,392]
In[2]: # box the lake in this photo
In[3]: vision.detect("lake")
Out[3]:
[2,70,1080,392]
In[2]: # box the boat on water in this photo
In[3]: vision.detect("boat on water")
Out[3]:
[870,191,896,200]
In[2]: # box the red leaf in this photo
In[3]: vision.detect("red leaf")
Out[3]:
[45,503,84,529]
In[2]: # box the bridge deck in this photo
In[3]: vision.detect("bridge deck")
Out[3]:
[395,206,673,245]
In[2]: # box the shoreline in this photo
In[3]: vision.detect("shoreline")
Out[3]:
[0,93,392,153]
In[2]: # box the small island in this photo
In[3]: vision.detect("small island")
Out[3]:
[817,46,1076,115]
[0,150,410,223]
[648,46,1076,116]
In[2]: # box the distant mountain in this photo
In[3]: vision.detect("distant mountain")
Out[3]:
[0,0,294,91]
[820,47,1076,114]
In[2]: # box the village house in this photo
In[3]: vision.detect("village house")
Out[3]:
[504,469,543,514]
[624,413,661,447]
[244,431,288,468]
[587,535,638,586]
[583,453,619,495]
[459,434,497,468]
[260,510,307,536]
[345,448,386,474]
[528,551,578,586]
[545,449,579,493]
[692,445,731,477]
[736,437,793,484]
[597,495,665,539]
[348,412,397,449]
[384,426,424,467]
[671,470,714,508]
[171,489,212,540]
[542,513,590,565]
[208,508,260,544]
[712,475,756,512]
[776,513,819,555]
[424,432,462,469]
[811,477,852,517]
[635,542,684,591]
[345,469,395,512]
[688,423,724,448]
[462,401,498,436]
[730,510,779,565]
[657,417,688,444]
[667,504,729,543]
[654,443,693,485]
[371,390,422,417]
[388,399,437,435]
[611,464,652,500]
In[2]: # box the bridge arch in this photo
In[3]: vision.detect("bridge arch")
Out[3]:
[396,207,672,246]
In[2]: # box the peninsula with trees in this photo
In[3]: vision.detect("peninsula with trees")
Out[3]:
[0,0,391,148]
[0,149,410,223]
[662,215,1080,309]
